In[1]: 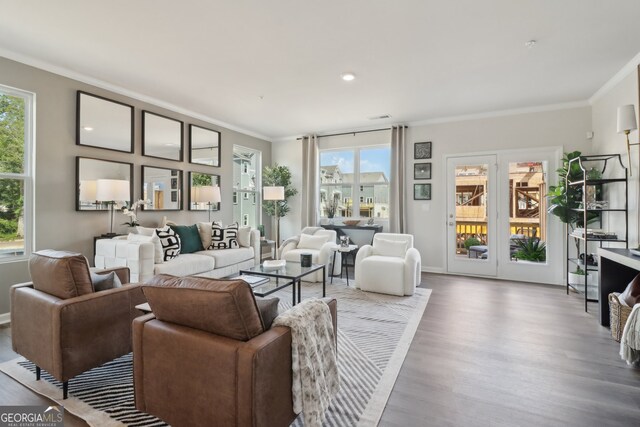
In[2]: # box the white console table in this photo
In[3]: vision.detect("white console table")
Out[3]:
[598,248,640,326]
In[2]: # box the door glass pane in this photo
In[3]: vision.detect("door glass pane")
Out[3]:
[0,178,25,258]
[509,161,546,263]
[455,164,488,260]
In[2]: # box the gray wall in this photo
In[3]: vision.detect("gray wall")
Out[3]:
[0,56,272,315]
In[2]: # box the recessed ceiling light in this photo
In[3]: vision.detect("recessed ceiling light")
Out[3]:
[83,126,93,131]
[341,73,356,82]
[525,40,537,49]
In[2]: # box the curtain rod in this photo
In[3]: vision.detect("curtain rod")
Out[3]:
[295,126,406,141]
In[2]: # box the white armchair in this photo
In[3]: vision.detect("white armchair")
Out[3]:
[354,233,421,296]
[279,227,341,282]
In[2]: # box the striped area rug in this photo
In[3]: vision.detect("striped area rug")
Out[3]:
[0,280,430,427]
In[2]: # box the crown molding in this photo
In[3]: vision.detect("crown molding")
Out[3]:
[274,100,590,141]
[0,47,273,142]
[589,51,640,104]
[407,100,590,127]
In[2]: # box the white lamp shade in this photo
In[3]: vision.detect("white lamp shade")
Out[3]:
[617,104,637,134]
[263,186,285,201]
[193,185,221,204]
[79,180,97,200]
[95,179,130,202]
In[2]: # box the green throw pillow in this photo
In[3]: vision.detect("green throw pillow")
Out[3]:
[170,224,204,254]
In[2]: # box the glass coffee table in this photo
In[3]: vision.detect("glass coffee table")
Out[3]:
[239,261,326,306]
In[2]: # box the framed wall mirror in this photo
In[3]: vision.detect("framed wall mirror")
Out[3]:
[142,166,182,211]
[76,157,133,211]
[142,111,184,161]
[189,124,220,167]
[189,172,221,211]
[76,91,134,153]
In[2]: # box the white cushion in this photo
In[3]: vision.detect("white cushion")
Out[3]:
[359,255,406,296]
[198,247,255,268]
[238,226,252,247]
[127,233,163,264]
[153,254,215,276]
[374,238,408,258]
[298,233,329,250]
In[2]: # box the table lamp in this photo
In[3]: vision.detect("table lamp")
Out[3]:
[617,104,637,176]
[263,186,285,259]
[96,179,130,236]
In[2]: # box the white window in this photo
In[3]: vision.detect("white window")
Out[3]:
[319,145,390,219]
[233,145,261,228]
[0,84,34,262]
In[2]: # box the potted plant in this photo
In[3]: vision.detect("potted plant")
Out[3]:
[262,164,298,244]
[568,266,593,286]
[257,224,265,240]
[547,151,599,255]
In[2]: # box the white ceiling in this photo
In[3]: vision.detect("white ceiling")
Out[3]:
[1,0,640,140]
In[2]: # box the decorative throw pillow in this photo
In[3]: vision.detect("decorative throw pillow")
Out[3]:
[155,226,181,261]
[90,271,123,292]
[374,238,408,258]
[255,297,280,329]
[170,224,205,254]
[237,226,252,248]
[209,222,239,250]
[619,273,640,307]
[197,221,222,250]
[128,233,164,264]
[298,233,329,250]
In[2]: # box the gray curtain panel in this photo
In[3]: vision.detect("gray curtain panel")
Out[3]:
[301,134,319,228]
[389,125,407,233]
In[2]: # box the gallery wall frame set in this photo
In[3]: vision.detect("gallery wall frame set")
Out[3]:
[75,89,224,212]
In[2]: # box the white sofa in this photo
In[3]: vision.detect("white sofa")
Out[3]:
[279,227,341,282]
[354,233,421,296]
[95,228,260,282]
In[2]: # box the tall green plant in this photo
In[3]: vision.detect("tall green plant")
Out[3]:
[262,164,298,218]
[547,151,598,254]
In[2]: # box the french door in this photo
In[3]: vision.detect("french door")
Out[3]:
[446,155,497,276]
[446,149,563,284]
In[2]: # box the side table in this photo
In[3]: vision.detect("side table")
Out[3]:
[330,244,358,286]
[260,239,275,261]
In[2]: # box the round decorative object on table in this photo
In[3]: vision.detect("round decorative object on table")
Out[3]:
[300,253,313,267]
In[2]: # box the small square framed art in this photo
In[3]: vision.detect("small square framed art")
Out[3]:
[414,183,431,200]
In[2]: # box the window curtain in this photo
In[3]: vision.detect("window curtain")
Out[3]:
[389,125,407,233]
[301,134,319,228]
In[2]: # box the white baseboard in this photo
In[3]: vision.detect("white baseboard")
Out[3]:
[0,313,9,325]
[421,266,444,274]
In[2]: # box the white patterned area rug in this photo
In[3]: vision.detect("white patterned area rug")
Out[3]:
[0,280,430,427]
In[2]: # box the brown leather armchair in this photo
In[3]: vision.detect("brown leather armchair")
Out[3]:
[133,275,337,427]
[10,250,146,399]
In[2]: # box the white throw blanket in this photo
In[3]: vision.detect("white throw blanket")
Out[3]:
[272,298,339,427]
[620,303,640,366]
